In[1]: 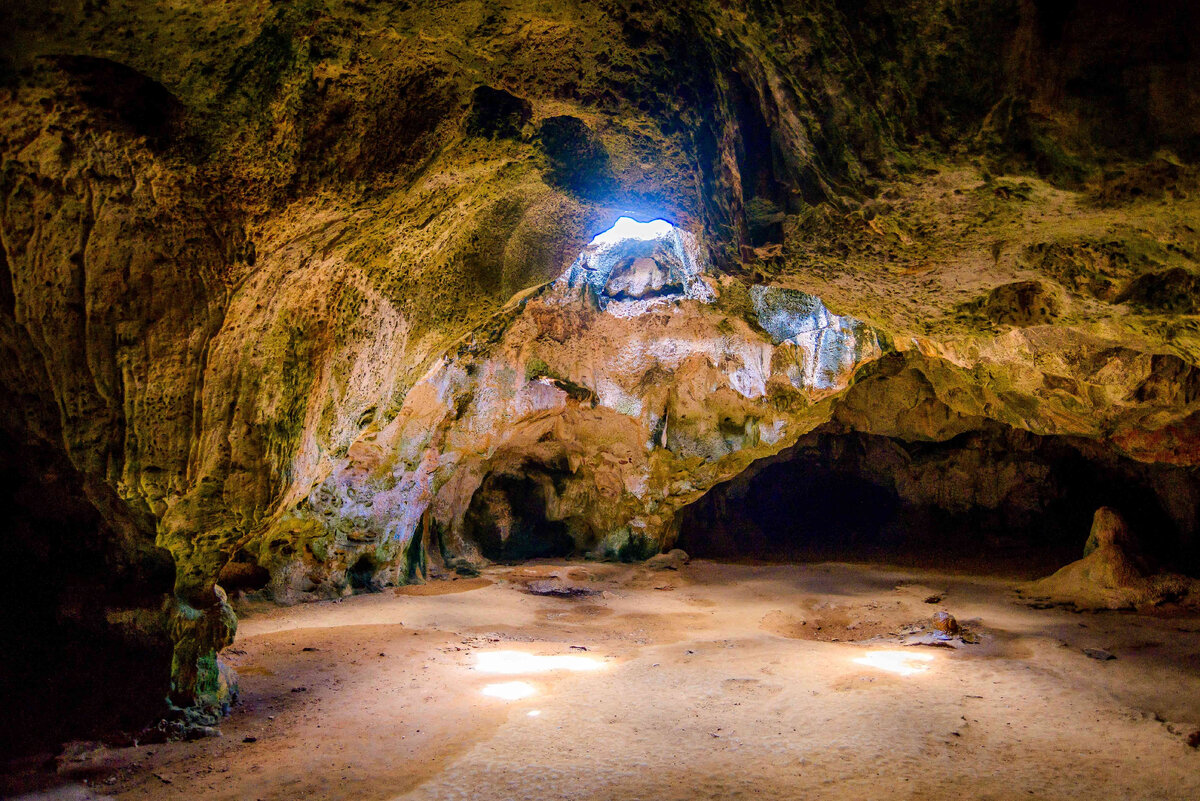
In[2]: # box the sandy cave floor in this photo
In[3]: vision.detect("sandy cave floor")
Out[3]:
[20,560,1200,801]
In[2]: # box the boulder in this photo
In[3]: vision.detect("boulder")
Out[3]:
[930,610,959,635]
[645,549,690,571]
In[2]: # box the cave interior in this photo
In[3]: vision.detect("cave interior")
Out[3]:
[2,0,1200,798]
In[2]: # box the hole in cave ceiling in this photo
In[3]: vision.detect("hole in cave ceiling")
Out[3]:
[557,216,714,313]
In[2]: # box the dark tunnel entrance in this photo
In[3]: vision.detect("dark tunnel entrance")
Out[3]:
[464,469,577,563]
[676,424,1200,578]
[347,553,380,590]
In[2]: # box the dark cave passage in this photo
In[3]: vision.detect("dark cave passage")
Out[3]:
[217,555,271,593]
[676,425,1200,577]
[347,553,380,590]
[464,469,577,563]
[0,432,175,758]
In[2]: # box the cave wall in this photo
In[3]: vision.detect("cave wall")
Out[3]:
[1008,0,1200,160]
[0,73,250,721]
[0,0,1197,746]
[264,266,880,597]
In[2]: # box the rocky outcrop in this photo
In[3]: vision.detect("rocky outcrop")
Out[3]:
[257,222,880,598]
[0,66,251,745]
[1023,507,1200,610]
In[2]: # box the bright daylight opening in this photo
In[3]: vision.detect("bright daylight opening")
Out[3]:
[480,681,538,700]
[557,214,712,313]
[588,216,677,247]
[474,650,605,675]
[852,650,935,677]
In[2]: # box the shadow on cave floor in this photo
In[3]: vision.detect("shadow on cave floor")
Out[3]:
[676,425,1200,581]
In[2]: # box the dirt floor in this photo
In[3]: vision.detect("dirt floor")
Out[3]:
[11,560,1200,801]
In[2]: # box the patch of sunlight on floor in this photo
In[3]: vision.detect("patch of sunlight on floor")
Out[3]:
[852,650,935,676]
[480,681,537,700]
[474,650,605,675]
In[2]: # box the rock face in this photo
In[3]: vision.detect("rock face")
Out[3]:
[0,0,1198,748]
[1084,507,1138,557]
[268,228,880,594]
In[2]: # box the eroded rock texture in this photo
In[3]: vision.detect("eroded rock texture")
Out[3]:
[265,242,878,601]
[0,0,1198,748]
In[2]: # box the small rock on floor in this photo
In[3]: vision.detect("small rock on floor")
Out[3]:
[645,549,689,571]
[931,611,960,635]
[526,578,600,597]
[1083,648,1116,661]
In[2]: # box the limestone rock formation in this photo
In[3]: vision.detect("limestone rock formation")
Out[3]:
[270,245,880,593]
[1023,507,1200,611]
[1084,506,1138,557]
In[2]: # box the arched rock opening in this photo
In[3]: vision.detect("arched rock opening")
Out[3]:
[462,464,579,563]
[347,553,381,590]
[217,554,271,594]
[676,423,1200,576]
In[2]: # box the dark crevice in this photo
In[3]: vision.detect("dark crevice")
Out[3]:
[53,55,186,149]
[1034,0,1078,44]
[347,553,379,590]
[727,72,790,246]
[217,554,270,593]
[0,245,14,315]
[0,428,174,756]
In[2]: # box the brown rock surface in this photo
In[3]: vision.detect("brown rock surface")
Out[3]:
[1024,507,1200,610]
[931,610,961,635]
